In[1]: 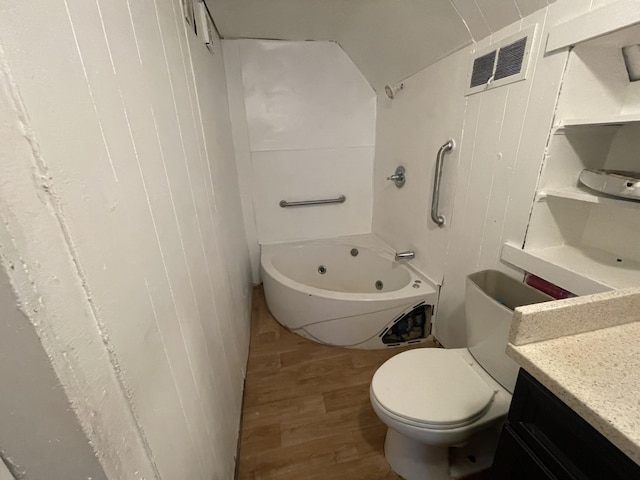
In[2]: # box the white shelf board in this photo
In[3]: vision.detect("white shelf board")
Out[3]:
[539,186,640,211]
[560,113,640,127]
[546,0,640,52]
[502,243,640,296]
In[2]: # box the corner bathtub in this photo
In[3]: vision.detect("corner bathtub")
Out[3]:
[261,236,439,349]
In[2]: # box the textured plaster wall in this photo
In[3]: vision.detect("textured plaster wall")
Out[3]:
[0,1,251,479]
[0,268,107,480]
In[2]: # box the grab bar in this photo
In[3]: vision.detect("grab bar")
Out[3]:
[279,195,346,208]
[431,139,454,226]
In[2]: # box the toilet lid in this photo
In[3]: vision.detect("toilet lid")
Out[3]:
[371,349,496,429]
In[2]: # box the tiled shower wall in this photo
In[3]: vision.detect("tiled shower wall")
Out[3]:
[0,1,251,479]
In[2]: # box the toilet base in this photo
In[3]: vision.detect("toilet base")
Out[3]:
[384,428,449,480]
[449,425,501,479]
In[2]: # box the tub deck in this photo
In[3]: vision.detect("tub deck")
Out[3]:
[237,287,490,479]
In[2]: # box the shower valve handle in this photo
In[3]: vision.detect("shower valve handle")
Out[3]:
[387,166,406,188]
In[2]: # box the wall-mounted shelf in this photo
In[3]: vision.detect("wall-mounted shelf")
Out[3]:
[502,243,640,296]
[560,113,640,128]
[546,0,640,53]
[519,27,640,296]
[538,187,640,211]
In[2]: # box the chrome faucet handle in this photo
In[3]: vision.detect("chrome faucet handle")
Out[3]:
[387,166,406,188]
[394,251,415,261]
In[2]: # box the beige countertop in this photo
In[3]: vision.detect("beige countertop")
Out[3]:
[507,288,640,466]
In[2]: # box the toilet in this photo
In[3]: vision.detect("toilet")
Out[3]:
[370,270,553,480]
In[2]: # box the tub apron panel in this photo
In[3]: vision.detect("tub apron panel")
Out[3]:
[261,236,440,349]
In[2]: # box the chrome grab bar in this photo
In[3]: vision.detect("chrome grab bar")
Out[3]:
[279,195,346,208]
[431,139,454,226]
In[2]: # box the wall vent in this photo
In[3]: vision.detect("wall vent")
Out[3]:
[466,25,537,96]
[470,51,497,87]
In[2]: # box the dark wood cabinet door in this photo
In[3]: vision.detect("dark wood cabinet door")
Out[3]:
[491,425,557,480]
[492,370,640,480]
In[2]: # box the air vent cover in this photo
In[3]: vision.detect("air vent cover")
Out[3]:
[470,51,497,87]
[495,37,527,80]
[466,25,537,95]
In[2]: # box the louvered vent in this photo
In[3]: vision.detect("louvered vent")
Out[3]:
[470,51,497,88]
[466,25,537,96]
[495,37,527,80]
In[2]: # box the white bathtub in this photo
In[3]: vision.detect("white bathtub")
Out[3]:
[261,235,439,349]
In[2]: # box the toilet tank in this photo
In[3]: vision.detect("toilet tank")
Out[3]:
[465,270,553,393]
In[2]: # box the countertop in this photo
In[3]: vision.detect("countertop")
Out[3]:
[507,288,640,466]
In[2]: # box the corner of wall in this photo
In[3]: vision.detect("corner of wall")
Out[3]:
[222,39,262,284]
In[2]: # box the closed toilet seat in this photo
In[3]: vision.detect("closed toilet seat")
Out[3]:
[371,349,497,430]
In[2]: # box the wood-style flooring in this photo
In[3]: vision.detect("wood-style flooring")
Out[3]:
[238,287,490,479]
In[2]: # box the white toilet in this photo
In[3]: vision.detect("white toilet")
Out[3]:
[370,270,553,480]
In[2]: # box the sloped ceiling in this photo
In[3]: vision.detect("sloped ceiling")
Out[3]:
[209,0,554,91]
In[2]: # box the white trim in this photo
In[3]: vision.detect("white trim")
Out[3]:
[501,242,640,295]
[546,0,640,52]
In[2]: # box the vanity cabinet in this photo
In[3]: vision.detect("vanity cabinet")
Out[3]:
[491,370,640,480]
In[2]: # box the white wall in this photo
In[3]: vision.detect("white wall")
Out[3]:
[210,0,557,92]
[0,268,107,480]
[373,48,469,285]
[374,0,610,347]
[0,459,14,480]
[225,39,376,279]
[0,1,251,479]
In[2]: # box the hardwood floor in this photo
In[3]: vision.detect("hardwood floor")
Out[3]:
[237,287,490,479]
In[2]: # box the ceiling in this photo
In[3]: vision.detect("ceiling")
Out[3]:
[208,0,554,91]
